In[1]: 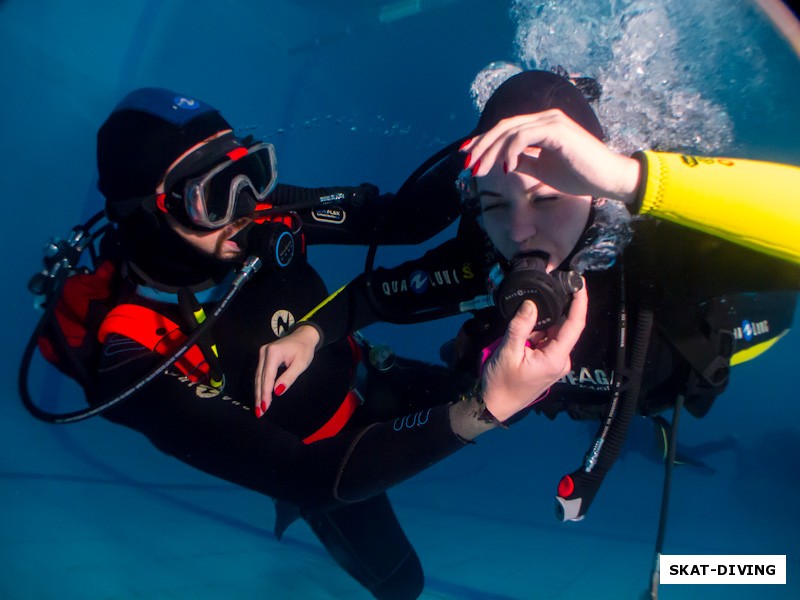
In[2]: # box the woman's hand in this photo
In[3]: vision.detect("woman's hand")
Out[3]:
[481,285,587,423]
[253,324,320,418]
[462,109,640,204]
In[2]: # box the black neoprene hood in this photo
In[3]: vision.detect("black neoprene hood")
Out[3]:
[474,70,604,140]
[96,88,232,215]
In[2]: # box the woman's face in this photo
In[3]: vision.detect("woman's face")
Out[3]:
[476,157,592,271]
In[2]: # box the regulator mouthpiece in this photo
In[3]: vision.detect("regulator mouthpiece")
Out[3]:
[495,251,582,330]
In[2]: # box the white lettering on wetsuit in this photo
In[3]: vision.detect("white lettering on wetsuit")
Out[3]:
[381,263,473,296]
[733,319,770,342]
[318,192,346,203]
[392,409,432,431]
[164,369,242,404]
[311,207,346,224]
[557,367,614,392]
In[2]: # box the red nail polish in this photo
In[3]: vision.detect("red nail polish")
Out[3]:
[459,138,472,151]
[503,161,508,174]
[471,158,482,176]
[275,383,286,396]
[255,405,263,418]
[260,401,268,413]
[463,152,472,169]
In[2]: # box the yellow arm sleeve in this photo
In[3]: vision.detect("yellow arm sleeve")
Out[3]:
[637,150,800,265]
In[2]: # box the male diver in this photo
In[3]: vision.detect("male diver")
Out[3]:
[30,86,585,599]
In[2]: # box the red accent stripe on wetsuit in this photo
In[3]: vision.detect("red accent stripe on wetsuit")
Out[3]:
[97,304,210,382]
[302,334,364,445]
[302,389,361,445]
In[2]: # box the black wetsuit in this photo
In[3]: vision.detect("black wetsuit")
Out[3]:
[92,184,470,600]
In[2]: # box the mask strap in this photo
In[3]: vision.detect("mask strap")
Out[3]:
[106,194,157,221]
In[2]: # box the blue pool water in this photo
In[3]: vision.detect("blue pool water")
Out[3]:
[1,1,799,598]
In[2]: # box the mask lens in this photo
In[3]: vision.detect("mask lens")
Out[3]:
[236,145,276,196]
[202,171,237,224]
[184,181,208,225]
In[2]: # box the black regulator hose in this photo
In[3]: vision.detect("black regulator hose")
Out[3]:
[555,268,653,522]
[19,256,262,424]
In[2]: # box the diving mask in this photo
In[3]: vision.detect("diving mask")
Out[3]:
[157,135,278,231]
